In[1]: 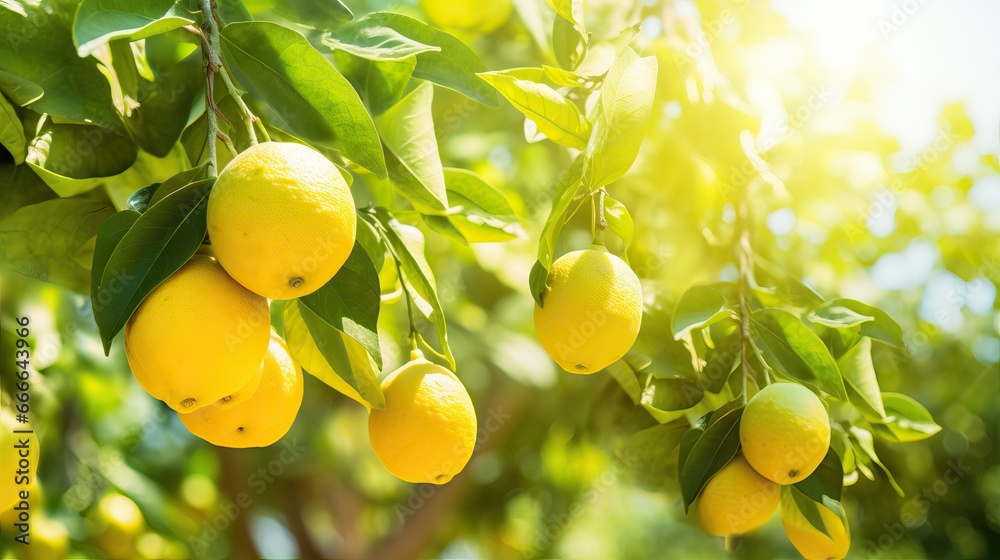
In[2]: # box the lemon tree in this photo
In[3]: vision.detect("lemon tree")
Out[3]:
[0,0,978,558]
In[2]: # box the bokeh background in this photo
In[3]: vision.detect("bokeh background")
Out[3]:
[1,0,999,558]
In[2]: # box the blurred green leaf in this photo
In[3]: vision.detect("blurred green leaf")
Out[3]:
[849,425,904,496]
[221,21,386,177]
[72,0,195,57]
[605,359,641,404]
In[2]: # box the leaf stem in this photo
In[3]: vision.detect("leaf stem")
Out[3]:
[199,0,222,177]
[372,218,421,352]
[592,188,607,246]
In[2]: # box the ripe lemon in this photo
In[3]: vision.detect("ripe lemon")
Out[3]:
[533,246,643,374]
[740,383,831,484]
[207,142,357,300]
[180,330,304,448]
[696,455,780,536]
[781,494,851,560]
[125,256,270,413]
[213,361,264,410]
[0,410,38,512]
[420,0,512,34]
[368,350,477,484]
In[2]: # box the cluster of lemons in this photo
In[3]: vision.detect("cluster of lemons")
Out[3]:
[697,383,850,560]
[124,142,477,484]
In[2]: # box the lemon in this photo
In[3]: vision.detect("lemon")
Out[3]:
[207,142,357,300]
[89,493,145,560]
[24,514,69,560]
[212,361,263,410]
[0,410,38,512]
[740,383,831,484]
[180,330,304,448]
[696,455,780,537]
[125,256,270,413]
[533,246,643,374]
[781,493,851,560]
[368,350,477,484]
[420,0,512,34]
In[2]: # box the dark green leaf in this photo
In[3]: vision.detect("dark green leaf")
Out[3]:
[793,447,844,503]
[297,242,382,370]
[0,164,56,221]
[126,185,158,213]
[642,377,704,413]
[221,21,386,177]
[93,177,213,353]
[0,92,25,163]
[0,196,113,293]
[26,118,138,196]
[123,46,202,157]
[90,209,140,309]
[679,405,743,511]
[751,309,847,399]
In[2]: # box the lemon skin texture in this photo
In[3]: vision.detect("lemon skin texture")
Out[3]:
[420,0,512,34]
[740,383,831,485]
[696,455,780,537]
[0,410,39,512]
[180,330,304,448]
[124,256,270,413]
[781,496,851,560]
[212,360,264,410]
[207,142,357,300]
[368,350,477,484]
[533,247,643,374]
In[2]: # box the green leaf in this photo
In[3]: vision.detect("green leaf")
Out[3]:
[90,209,140,309]
[0,164,56,221]
[701,328,740,394]
[123,46,202,157]
[641,377,704,413]
[849,426,905,496]
[0,69,44,107]
[870,393,941,443]
[355,216,385,272]
[679,405,743,511]
[809,304,873,328]
[0,197,114,293]
[813,299,904,347]
[432,168,525,243]
[72,0,195,57]
[125,185,157,213]
[254,0,352,30]
[781,485,847,541]
[297,243,382,370]
[751,309,848,400]
[332,51,417,116]
[478,70,590,149]
[92,177,213,353]
[0,93,25,163]
[147,162,210,206]
[374,81,448,214]
[0,6,122,133]
[338,12,498,107]
[283,300,382,410]
[583,47,657,188]
[552,12,587,71]
[322,23,438,61]
[26,118,138,196]
[605,358,641,404]
[366,207,455,369]
[793,447,844,503]
[837,338,886,419]
[532,153,587,304]
[672,285,732,339]
[603,195,633,251]
[221,21,386,177]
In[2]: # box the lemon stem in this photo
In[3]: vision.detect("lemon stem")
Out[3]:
[592,188,607,247]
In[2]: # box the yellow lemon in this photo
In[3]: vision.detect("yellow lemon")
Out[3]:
[740,383,831,484]
[180,330,304,448]
[125,256,270,413]
[533,246,642,374]
[0,410,38,512]
[207,142,357,300]
[89,493,145,560]
[420,0,512,34]
[781,493,851,560]
[696,455,779,536]
[212,361,263,410]
[26,515,70,560]
[368,350,477,484]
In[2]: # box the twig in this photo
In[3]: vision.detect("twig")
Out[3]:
[199,0,222,176]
